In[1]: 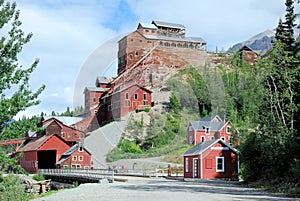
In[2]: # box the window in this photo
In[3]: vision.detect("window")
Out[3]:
[189,126,192,131]
[74,133,77,138]
[201,136,205,142]
[211,136,215,140]
[185,158,189,172]
[93,97,96,102]
[226,126,231,134]
[84,166,89,169]
[72,156,77,161]
[125,93,129,99]
[189,136,193,144]
[131,39,134,42]
[140,40,143,42]
[143,93,147,100]
[134,93,138,100]
[62,132,65,138]
[221,137,225,141]
[79,146,83,152]
[125,100,130,107]
[129,54,133,60]
[135,51,139,56]
[142,100,148,105]
[145,29,149,32]
[229,136,233,146]
[205,127,210,134]
[152,30,155,33]
[216,157,224,172]
[68,133,71,138]
[79,156,83,161]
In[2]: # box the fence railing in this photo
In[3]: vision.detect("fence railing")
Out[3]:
[39,168,114,182]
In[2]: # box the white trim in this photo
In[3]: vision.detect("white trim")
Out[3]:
[194,129,196,145]
[185,157,189,173]
[226,126,231,134]
[216,157,224,172]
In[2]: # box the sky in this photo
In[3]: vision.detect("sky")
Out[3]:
[7,0,297,118]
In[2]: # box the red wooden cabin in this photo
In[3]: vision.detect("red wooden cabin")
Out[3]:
[98,84,152,122]
[56,143,92,169]
[40,117,85,145]
[187,115,232,145]
[183,139,239,180]
[17,134,71,173]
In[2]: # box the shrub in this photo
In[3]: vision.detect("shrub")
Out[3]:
[0,174,32,201]
[118,140,142,154]
[144,107,150,112]
[32,173,45,181]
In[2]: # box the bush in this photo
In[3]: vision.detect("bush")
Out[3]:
[32,173,45,181]
[118,140,142,154]
[144,107,150,112]
[0,174,32,201]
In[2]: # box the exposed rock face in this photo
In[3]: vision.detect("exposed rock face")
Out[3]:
[228,29,276,53]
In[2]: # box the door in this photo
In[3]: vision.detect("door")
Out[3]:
[193,158,199,178]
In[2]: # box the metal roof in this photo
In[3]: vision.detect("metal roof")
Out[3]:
[189,115,224,131]
[96,76,109,84]
[18,135,53,152]
[85,87,106,92]
[152,21,186,29]
[43,116,85,126]
[143,34,206,44]
[189,121,224,132]
[139,22,157,29]
[183,139,238,156]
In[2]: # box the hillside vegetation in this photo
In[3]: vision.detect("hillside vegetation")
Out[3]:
[108,1,300,196]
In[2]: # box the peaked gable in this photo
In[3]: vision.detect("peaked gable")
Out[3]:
[183,139,238,156]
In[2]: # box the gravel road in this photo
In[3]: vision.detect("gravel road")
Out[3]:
[31,177,298,201]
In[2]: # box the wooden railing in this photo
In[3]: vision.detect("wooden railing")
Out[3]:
[39,168,114,183]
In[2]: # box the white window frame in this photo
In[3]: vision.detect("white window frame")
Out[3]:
[226,126,231,134]
[185,158,189,173]
[201,136,205,142]
[216,157,224,172]
[221,137,225,141]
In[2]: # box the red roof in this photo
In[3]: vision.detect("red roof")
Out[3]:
[17,134,68,152]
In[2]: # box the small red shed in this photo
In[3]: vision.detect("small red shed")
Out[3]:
[17,134,71,173]
[183,139,239,180]
[56,143,92,169]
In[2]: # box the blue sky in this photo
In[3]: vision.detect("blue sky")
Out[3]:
[10,0,297,118]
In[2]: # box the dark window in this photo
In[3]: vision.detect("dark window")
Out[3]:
[134,93,138,100]
[216,157,224,172]
[143,93,147,100]
[125,93,129,99]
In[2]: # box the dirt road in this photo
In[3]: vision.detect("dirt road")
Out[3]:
[32,177,297,201]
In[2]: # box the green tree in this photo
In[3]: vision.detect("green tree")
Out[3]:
[240,0,299,187]
[0,1,44,172]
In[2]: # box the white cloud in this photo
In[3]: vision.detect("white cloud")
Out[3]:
[10,0,296,118]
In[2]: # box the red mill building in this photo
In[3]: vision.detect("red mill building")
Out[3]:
[83,21,209,126]
[114,20,208,88]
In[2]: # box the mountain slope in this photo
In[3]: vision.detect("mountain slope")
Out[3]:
[228,29,275,53]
